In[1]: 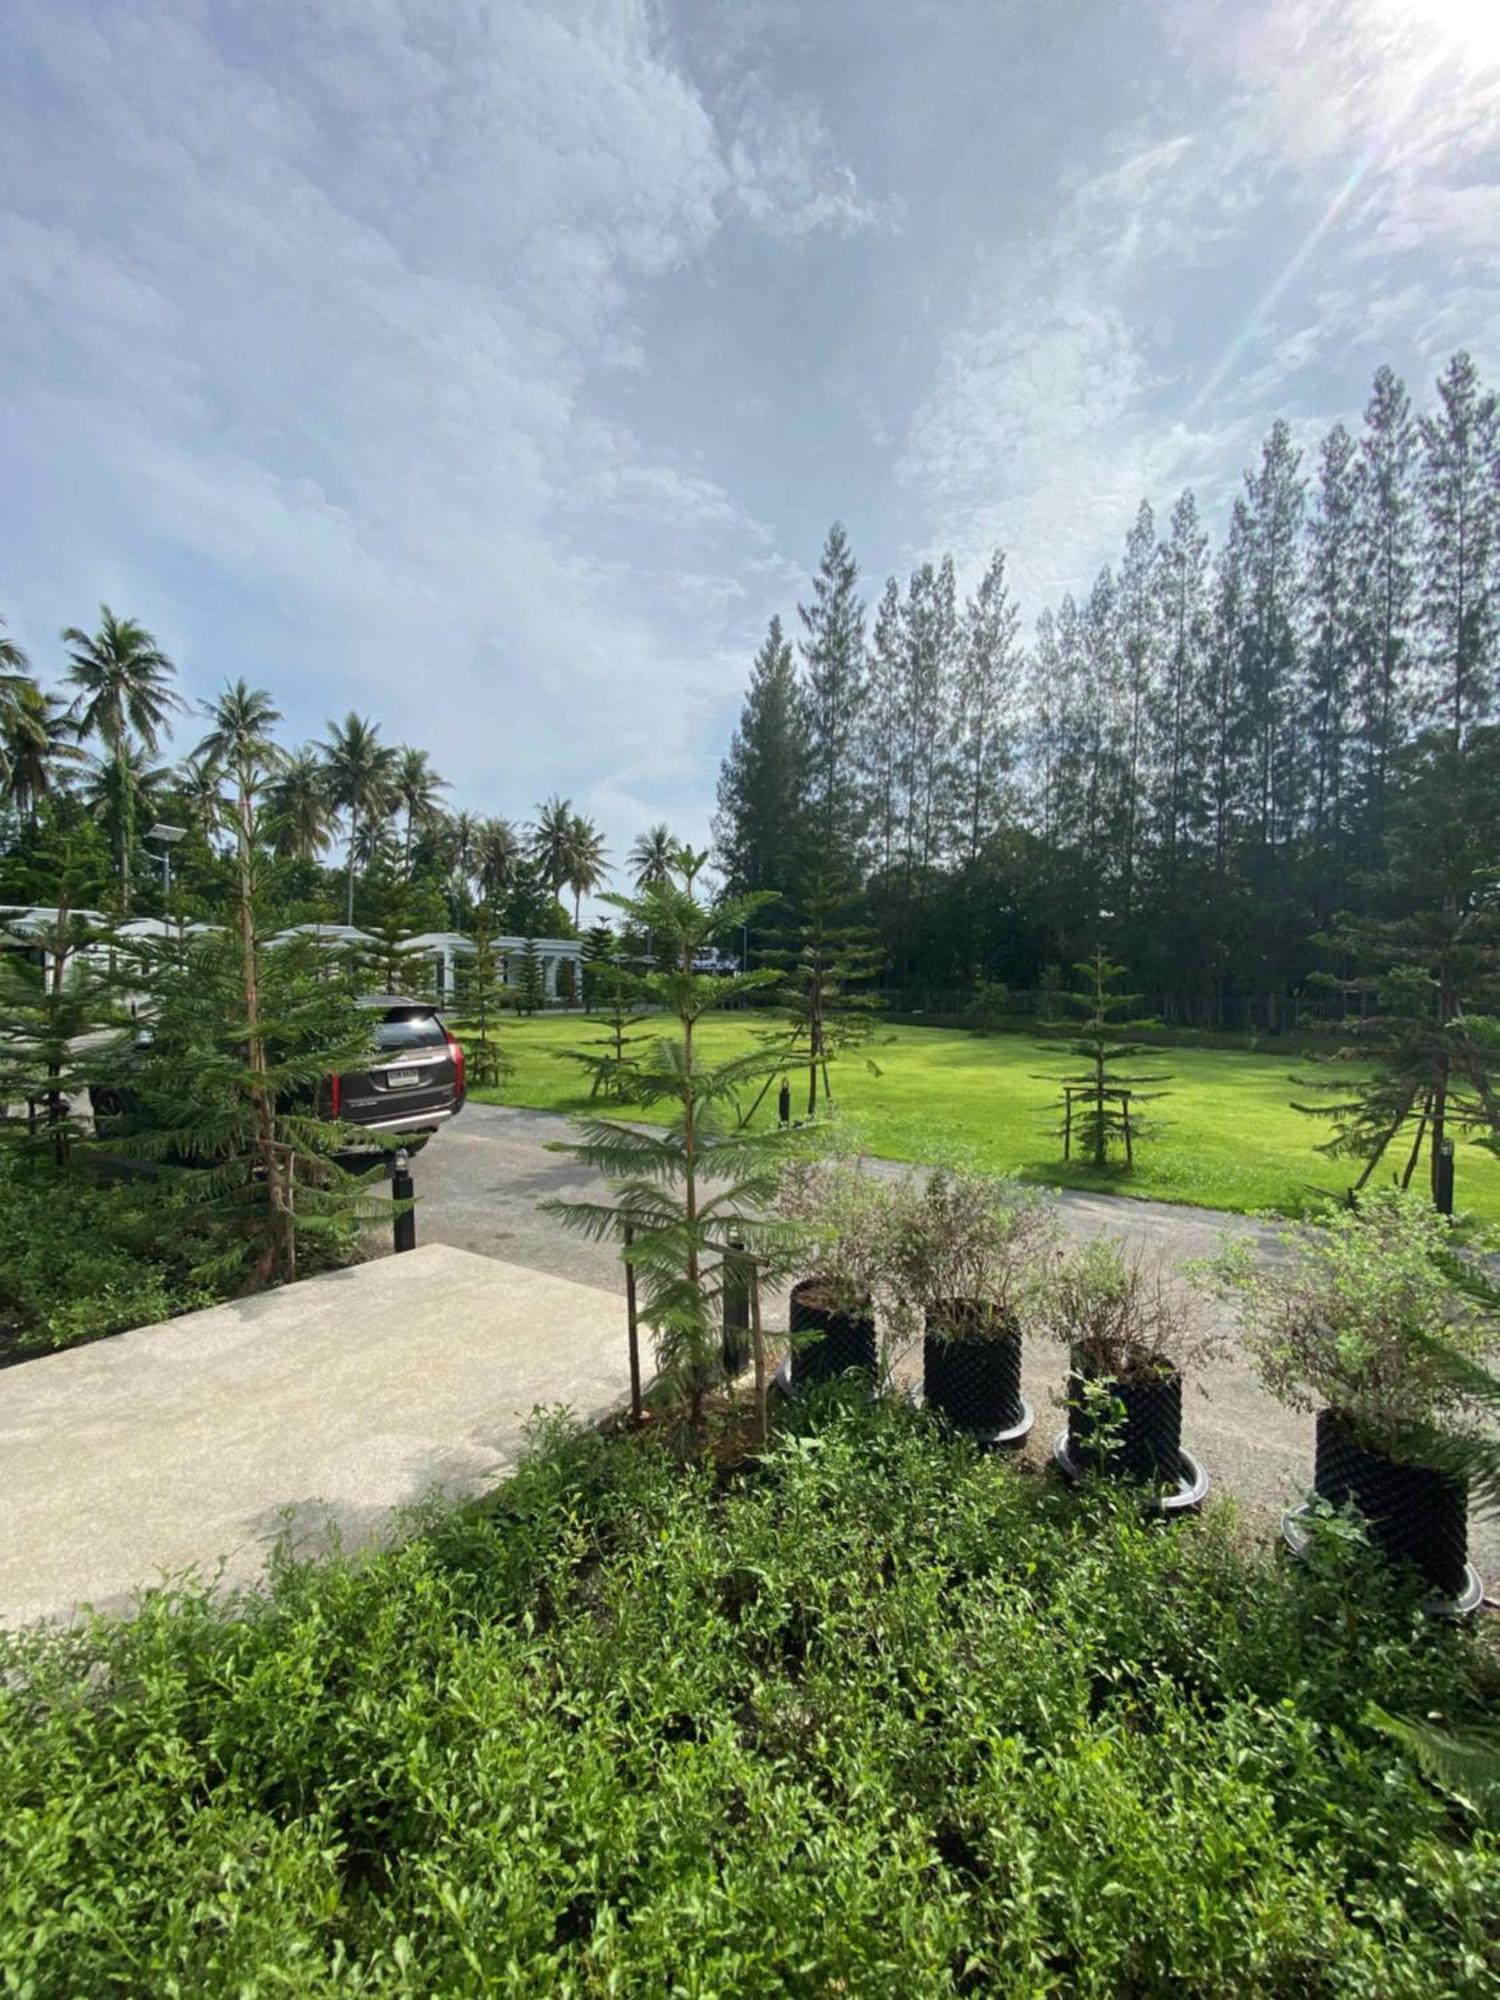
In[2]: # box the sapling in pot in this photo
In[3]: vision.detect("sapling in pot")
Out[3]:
[1036,1238,1219,1494]
[776,1158,890,1389]
[885,1166,1056,1441]
[1203,1188,1496,1600]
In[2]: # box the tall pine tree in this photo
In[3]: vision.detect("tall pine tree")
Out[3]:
[1420,350,1498,752]
[714,615,810,922]
[1352,365,1417,864]
[798,522,867,883]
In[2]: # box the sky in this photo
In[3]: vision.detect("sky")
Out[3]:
[2,0,1498,871]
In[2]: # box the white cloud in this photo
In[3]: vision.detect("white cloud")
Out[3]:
[898,0,1499,619]
[725,90,889,240]
[0,0,1494,869]
[0,0,880,860]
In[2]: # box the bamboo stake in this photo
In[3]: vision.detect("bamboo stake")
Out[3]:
[623,1221,642,1423]
[750,1258,768,1449]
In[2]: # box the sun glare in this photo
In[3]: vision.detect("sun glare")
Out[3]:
[1377,0,1500,67]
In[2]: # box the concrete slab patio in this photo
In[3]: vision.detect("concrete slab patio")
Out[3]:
[1,1245,631,1630]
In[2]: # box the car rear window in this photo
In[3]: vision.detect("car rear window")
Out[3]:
[374,1013,448,1053]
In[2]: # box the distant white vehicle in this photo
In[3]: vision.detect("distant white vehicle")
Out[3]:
[692,948,740,976]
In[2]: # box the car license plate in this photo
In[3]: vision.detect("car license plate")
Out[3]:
[386,1068,425,1089]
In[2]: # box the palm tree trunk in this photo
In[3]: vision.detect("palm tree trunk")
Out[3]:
[346,821,358,926]
[117,741,133,917]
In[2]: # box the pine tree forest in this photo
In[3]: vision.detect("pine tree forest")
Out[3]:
[715,354,1500,1029]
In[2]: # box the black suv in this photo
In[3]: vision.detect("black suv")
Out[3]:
[90,996,466,1157]
[326,997,467,1150]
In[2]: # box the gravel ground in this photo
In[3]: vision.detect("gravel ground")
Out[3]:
[380,1102,1500,1592]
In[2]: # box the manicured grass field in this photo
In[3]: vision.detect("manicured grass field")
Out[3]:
[465,1011,1500,1224]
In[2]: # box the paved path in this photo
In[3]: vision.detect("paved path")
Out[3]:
[386,1105,1499,1587]
[395,1102,1273,1284]
[2,1246,632,1629]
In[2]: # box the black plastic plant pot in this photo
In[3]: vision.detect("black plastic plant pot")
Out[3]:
[789,1278,877,1388]
[1314,1408,1470,1600]
[923,1301,1030,1441]
[1066,1363,1183,1485]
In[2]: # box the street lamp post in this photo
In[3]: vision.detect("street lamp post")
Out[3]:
[145,822,187,903]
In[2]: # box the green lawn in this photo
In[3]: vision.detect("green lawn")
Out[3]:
[465,1012,1500,1223]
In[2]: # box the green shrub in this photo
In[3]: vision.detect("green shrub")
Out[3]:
[0,1152,218,1356]
[2,1402,1496,1993]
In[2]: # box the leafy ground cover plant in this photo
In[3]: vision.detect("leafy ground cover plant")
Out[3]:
[2,1400,1497,1994]
[0,1150,218,1359]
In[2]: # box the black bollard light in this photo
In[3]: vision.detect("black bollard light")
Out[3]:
[722,1234,750,1378]
[392,1147,417,1253]
[1435,1137,1455,1218]
[778,1077,791,1128]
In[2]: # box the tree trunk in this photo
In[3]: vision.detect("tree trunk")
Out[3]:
[238,777,294,1283]
[682,958,703,1428]
[117,742,133,917]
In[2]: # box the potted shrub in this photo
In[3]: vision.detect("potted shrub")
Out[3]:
[1035,1238,1218,1506]
[885,1166,1056,1443]
[775,1159,889,1390]
[1204,1189,1494,1606]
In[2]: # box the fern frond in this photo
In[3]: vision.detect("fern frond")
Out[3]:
[1366,1704,1500,1822]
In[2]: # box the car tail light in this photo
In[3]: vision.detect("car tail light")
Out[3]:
[446,1034,465,1098]
[325,1071,342,1119]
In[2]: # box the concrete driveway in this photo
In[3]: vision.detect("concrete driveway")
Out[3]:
[386,1104,1499,1588]
[3,1245,635,1629]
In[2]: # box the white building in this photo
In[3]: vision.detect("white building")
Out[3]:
[1,908,586,1007]
[0,905,111,982]
[402,931,584,1004]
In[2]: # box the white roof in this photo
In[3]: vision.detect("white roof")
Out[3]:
[116,918,220,938]
[491,934,583,953]
[0,905,110,932]
[402,930,582,954]
[402,931,478,954]
[267,923,375,946]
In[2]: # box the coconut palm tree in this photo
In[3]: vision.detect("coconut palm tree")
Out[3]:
[0,615,32,804]
[394,746,447,872]
[1,683,84,822]
[174,755,226,843]
[435,808,480,922]
[529,793,575,897]
[195,682,284,849]
[0,614,32,714]
[353,813,398,874]
[628,822,677,889]
[564,813,609,925]
[476,815,521,906]
[81,743,169,886]
[62,606,182,911]
[265,749,334,863]
[317,712,398,924]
